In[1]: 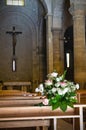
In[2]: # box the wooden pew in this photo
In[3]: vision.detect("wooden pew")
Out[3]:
[0,90,44,107]
[0,105,85,130]
[0,89,29,95]
[1,81,32,91]
[77,89,86,129]
[77,89,86,103]
[0,90,86,130]
[0,90,50,130]
[0,96,44,107]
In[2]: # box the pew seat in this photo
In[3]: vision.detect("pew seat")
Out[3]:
[0,89,33,96]
[0,90,50,130]
[2,81,32,91]
[0,105,85,130]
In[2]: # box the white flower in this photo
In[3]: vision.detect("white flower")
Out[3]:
[60,82,67,87]
[56,76,62,82]
[35,88,40,92]
[45,80,52,86]
[56,77,60,82]
[50,72,58,77]
[57,87,69,95]
[52,88,57,93]
[42,98,49,105]
[47,72,58,78]
[57,88,63,95]
[55,82,60,87]
[63,87,69,94]
[76,84,79,89]
[35,83,44,94]
[39,83,44,93]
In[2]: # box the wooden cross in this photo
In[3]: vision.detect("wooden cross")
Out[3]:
[6,26,22,56]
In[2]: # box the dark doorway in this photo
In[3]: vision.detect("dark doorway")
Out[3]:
[64,25,74,81]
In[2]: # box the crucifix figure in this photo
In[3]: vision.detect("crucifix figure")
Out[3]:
[6,26,22,56]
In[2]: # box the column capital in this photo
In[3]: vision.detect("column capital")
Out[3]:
[70,0,86,6]
[46,13,53,16]
[69,1,86,16]
[51,28,62,33]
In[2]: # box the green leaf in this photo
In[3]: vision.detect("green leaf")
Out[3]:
[72,98,77,102]
[67,102,74,108]
[62,69,67,80]
[60,101,67,112]
[56,94,61,100]
[69,92,76,96]
[51,99,57,104]
[49,95,61,105]
[52,102,59,110]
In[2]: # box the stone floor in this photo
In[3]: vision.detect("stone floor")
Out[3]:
[1,119,86,130]
[57,119,73,130]
[0,119,73,130]
[53,119,86,130]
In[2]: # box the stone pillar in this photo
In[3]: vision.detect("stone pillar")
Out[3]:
[52,28,63,74]
[32,31,40,91]
[69,2,86,88]
[51,0,64,74]
[73,10,86,83]
[46,14,53,73]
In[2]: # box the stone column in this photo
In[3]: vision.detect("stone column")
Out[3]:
[69,2,86,87]
[52,28,63,74]
[73,10,86,82]
[46,14,53,73]
[51,0,64,74]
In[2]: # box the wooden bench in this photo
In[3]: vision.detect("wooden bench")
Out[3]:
[0,89,86,130]
[0,90,43,107]
[0,89,36,96]
[77,89,86,129]
[77,90,86,103]
[0,105,85,130]
[0,90,50,130]
[1,81,32,92]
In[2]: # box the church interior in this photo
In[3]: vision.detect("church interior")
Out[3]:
[0,0,86,130]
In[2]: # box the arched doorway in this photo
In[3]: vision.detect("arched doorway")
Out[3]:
[64,25,74,81]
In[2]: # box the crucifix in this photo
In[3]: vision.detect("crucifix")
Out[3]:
[6,26,22,56]
[6,26,22,71]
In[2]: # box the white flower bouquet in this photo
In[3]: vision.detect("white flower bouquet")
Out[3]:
[35,70,79,112]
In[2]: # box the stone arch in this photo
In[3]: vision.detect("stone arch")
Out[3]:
[39,0,48,14]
